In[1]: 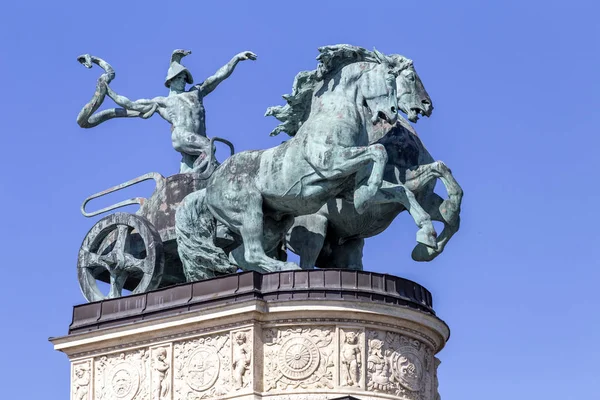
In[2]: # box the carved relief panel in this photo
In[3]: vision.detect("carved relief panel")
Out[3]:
[231,329,253,391]
[173,333,231,399]
[366,330,434,400]
[263,326,335,392]
[150,345,172,400]
[72,360,92,400]
[70,323,441,400]
[94,348,150,400]
[339,327,365,389]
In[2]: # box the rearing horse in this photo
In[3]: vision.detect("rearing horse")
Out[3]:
[176,45,407,277]
[287,118,463,269]
[280,53,463,268]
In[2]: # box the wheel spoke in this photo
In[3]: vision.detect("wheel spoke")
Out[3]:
[79,248,111,271]
[114,224,130,254]
[123,254,151,274]
[108,272,128,299]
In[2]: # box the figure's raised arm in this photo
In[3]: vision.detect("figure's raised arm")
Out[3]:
[197,51,257,96]
[106,86,166,119]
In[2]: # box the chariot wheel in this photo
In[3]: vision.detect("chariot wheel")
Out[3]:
[77,212,164,302]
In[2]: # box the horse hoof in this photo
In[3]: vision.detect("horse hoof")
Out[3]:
[416,228,437,249]
[411,244,437,262]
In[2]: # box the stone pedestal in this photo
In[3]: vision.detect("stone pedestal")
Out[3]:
[51,270,449,400]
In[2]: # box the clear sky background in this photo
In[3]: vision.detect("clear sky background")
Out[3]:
[0,0,598,398]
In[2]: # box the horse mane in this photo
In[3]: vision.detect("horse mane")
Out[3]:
[265,44,413,137]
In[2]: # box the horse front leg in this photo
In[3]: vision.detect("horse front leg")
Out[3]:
[402,161,463,261]
[404,161,463,228]
[368,181,438,249]
[412,193,460,261]
[319,144,388,213]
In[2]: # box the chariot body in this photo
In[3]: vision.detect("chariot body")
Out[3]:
[77,172,220,302]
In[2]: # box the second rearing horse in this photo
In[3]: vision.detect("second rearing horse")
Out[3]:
[176,45,411,277]
[281,52,463,269]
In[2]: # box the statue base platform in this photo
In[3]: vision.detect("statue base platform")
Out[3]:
[51,270,449,400]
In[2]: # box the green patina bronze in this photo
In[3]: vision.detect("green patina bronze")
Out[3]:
[76,49,256,173]
[267,47,462,268]
[75,44,463,302]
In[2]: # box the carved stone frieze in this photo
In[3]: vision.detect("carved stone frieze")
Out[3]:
[173,333,231,399]
[73,360,92,400]
[231,330,252,390]
[366,330,434,400]
[95,348,149,400]
[151,345,172,400]
[63,307,447,400]
[339,328,364,388]
[264,326,335,392]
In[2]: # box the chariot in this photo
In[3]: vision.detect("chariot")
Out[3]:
[77,172,206,302]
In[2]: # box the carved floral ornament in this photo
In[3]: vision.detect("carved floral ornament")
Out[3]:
[279,337,321,380]
[109,362,140,399]
[185,346,220,391]
[264,327,335,391]
[75,326,441,400]
[366,330,437,400]
[94,350,149,400]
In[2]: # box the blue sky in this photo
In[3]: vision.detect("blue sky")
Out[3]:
[0,0,598,398]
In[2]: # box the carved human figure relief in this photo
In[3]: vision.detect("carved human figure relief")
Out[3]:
[339,329,363,388]
[151,346,171,399]
[263,326,334,391]
[73,361,91,400]
[95,349,149,400]
[231,331,252,390]
[367,338,392,393]
[173,333,230,399]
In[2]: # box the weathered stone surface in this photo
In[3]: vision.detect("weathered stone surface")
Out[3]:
[52,272,447,400]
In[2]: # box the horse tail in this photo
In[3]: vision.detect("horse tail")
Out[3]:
[175,189,236,281]
[76,54,141,128]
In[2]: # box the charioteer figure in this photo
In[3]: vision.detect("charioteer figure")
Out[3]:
[77,49,257,173]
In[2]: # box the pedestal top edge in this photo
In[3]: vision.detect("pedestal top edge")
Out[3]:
[67,270,436,335]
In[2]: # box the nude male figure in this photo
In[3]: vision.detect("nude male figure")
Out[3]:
[99,49,256,173]
[341,331,362,386]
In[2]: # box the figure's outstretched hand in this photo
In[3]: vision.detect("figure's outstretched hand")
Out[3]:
[237,51,257,61]
[77,54,93,68]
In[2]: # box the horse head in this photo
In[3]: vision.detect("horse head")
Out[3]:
[391,56,432,123]
[267,45,422,137]
[353,49,400,126]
